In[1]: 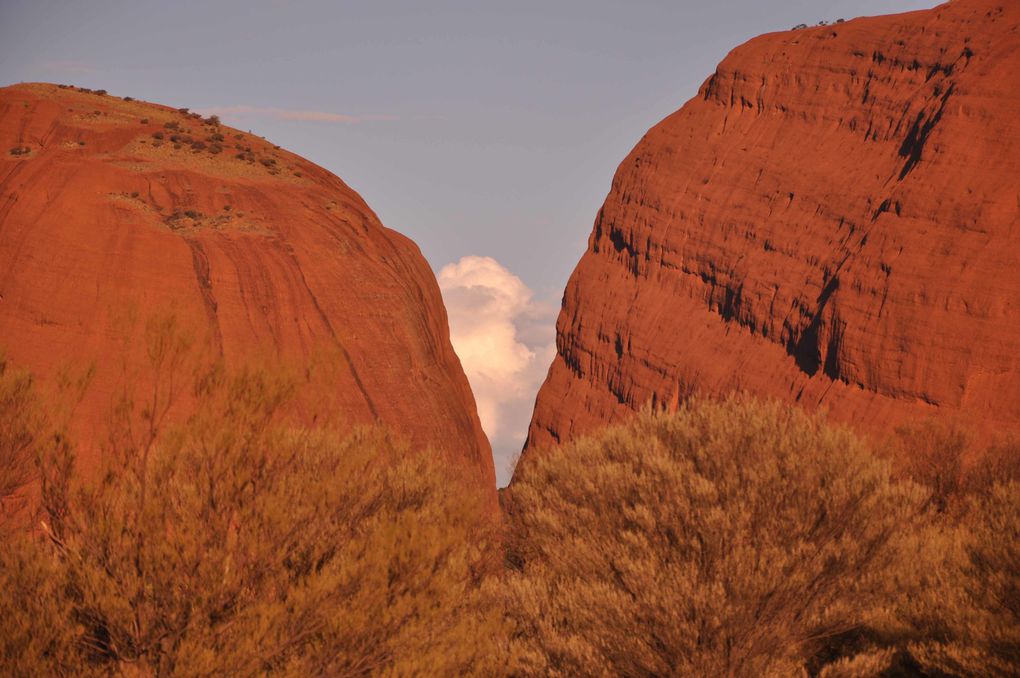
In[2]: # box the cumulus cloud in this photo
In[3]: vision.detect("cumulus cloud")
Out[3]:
[197,105,397,124]
[438,257,557,486]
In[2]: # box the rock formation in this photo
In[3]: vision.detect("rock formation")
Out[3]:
[526,0,1020,456]
[0,83,495,496]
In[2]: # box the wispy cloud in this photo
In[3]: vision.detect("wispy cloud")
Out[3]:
[198,105,397,124]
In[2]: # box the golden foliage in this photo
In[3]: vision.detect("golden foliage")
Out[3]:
[504,398,926,677]
[1,316,506,676]
[905,482,1020,677]
[0,354,39,524]
[3,315,1019,675]
[889,419,1020,513]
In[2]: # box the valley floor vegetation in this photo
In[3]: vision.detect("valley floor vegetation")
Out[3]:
[1,316,1017,676]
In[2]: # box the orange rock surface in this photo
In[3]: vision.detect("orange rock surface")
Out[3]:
[0,83,495,496]
[526,0,1020,456]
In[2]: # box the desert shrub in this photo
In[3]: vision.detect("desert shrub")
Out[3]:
[203,115,220,126]
[906,482,1020,676]
[208,143,222,154]
[94,89,107,96]
[505,398,924,676]
[208,132,224,142]
[150,131,163,140]
[0,316,506,675]
[8,146,30,156]
[260,157,277,167]
[0,356,39,524]
[0,535,82,675]
[891,419,1020,512]
[190,140,206,151]
[177,107,189,115]
[140,118,149,124]
[965,436,1020,494]
[890,419,970,513]
[163,121,179,130]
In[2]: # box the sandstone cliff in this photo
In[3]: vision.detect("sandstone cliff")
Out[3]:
[0,83,495,495]
[526,0,1020,456]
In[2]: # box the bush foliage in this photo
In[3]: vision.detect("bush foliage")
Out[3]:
[503,401,1020,676]
[0,355,37,524]
[1,327,1017,675]
[0,318,505,676]
[505,399,926,676]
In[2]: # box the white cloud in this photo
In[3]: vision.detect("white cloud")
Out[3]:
[197,105,397,124]
[438,256,557,486]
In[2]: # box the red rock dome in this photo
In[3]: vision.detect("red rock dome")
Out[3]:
[0,83,495,497]
[526,0,1020,456]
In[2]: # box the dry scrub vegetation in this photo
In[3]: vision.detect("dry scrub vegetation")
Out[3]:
[503,404,1020,677]
[0,321,1017,676]
[0,317,505,676]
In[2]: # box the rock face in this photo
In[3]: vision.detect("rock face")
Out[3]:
[526,0,1020,456]
[0,83,495,496]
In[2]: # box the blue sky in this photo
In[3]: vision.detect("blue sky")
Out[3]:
[0,0,938,484]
